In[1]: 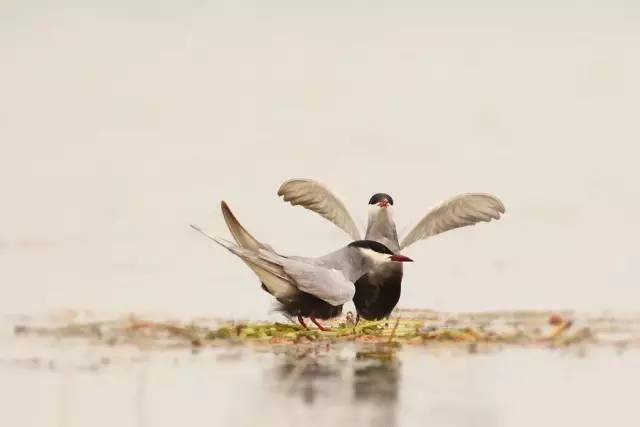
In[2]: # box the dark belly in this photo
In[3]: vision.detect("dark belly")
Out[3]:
[353,264,403,321]
[265,284,343,319]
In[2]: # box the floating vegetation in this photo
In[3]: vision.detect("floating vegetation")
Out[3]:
[12,310,640,352]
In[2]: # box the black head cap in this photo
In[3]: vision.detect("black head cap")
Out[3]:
[368,193,394,206]
[348,240,394,255]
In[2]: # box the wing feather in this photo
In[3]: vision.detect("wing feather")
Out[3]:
[220,200,274,252]
[190,225,298,298]
[280,259,356,306]
[191,225,354,305]
[278,179,361,240]
[399,193,505,250]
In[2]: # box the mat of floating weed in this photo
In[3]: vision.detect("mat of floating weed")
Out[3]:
[12,310,640,351]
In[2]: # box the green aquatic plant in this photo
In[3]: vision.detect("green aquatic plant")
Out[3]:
[14,310,612,351]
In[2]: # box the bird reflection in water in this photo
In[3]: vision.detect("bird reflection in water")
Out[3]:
[353,348,400,427]
[353,349,400,402]
[268,344,400,426]
[272,348,343,405]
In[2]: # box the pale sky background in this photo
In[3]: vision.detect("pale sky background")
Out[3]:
[1,1,639,320]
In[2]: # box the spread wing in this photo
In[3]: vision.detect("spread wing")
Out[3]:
[278,179,361,241]
[400,193,505,250]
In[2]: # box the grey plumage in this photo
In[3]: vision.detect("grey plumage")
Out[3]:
[399,193,505,249]
[278,179,362,241]
[277,178,505,320]
[365,206,400,252]
[192,201,403,309]
[277,179,505,250]
[211,237,358,306]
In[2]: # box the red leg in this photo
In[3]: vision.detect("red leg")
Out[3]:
[310,316,328,331]
[297,314,309,329]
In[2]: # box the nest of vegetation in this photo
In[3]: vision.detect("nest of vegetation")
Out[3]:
[14,309,640,352]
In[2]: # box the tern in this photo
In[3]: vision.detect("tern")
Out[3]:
[191,201,414,330]
[278,179,505,321]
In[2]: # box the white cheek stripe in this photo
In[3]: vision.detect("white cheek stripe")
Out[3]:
[361,248,392,264]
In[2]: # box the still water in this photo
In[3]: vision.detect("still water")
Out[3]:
[2,320,638,427]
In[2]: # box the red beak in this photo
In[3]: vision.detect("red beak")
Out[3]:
[389,254,413,262]
[377,199,389,208]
